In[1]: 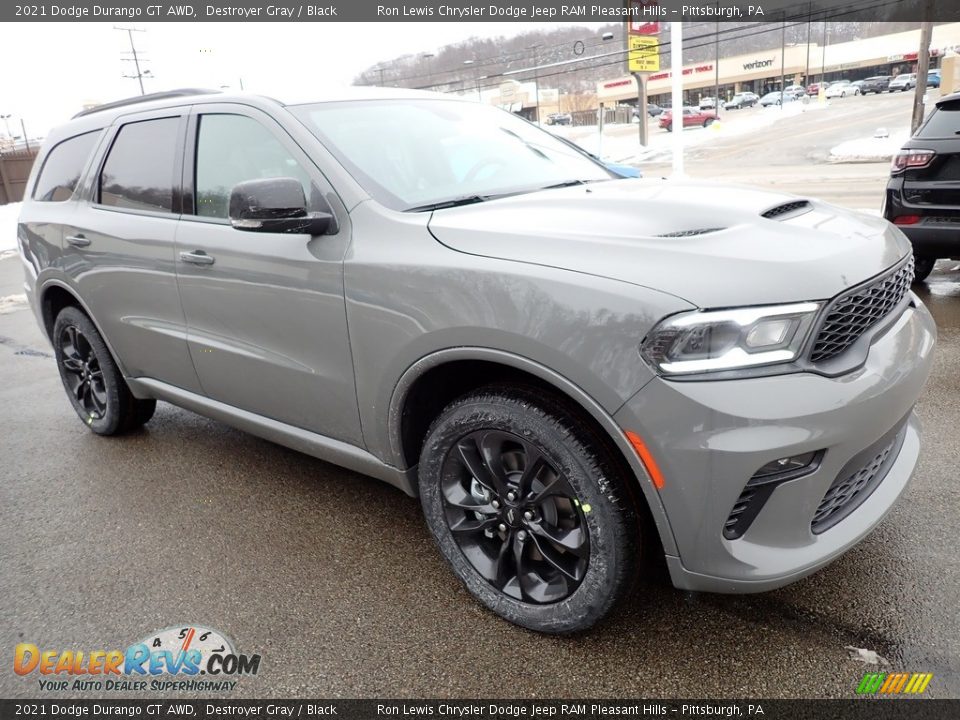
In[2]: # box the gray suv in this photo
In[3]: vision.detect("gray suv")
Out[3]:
[18,88,936,633]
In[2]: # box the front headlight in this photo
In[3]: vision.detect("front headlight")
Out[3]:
[640,302,821,375]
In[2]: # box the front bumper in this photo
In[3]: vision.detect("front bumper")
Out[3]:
[614,295,936,593]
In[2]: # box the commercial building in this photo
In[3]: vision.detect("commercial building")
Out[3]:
[597,22,960,107]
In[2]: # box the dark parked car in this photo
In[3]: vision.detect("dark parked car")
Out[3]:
[723,92,759,110]
[658,107,716,131]
[860,76,892,94]
[884,92,960,281]
[546,113,572,126]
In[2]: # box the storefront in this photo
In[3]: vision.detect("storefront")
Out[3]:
[597,22,960,108]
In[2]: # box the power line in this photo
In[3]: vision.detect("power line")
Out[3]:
[114,25,150,95]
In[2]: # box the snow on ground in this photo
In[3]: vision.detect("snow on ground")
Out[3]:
[0,202,22,257]
[550,100,829,167]
[829,129,908,163]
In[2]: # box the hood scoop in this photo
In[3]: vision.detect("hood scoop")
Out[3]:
[656,227,726,238]
[761,200,812,220]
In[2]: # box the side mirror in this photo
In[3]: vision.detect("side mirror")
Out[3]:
[228,177,333,235]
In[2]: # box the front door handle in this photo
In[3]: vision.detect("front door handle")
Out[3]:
[66,234,90,248]
[179,250,215,266]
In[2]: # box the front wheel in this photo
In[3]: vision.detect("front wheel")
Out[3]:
[664,123,673,132]
[913,256,936,283]
[418,388,639,634]
[53,307,156,435]
[703,118,715,127]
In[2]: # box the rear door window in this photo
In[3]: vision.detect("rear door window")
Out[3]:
[99,117,180,213]
[916,103,960,139]
[32,131,99,202]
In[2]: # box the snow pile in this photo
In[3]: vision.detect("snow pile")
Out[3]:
[552,100,828,166]
[0,202,22,256]
[829,129,909,163]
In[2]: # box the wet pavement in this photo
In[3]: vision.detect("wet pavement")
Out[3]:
[1,254,959,699]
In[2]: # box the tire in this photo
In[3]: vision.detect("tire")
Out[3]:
[53,306,156,435]
[418,386,639,634]
[703,118,714,127]
[913,255,936,283]
[665,124,672,132]
[841,91,846,97]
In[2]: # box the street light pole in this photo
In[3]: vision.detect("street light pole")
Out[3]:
[912,19,934,135]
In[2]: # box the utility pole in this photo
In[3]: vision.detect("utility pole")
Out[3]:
[780,19,786,106]
[20,119,30,151]
[912,19,934,135]
[714,18,721,116]
[115,26,148,95]
[529,44,541,125]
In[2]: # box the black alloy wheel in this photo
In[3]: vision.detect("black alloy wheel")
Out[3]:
[418,387,640,633]
[440,429,590,604]
[59,324,108,420]
[53,306,156,435]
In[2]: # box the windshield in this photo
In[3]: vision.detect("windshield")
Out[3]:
[289,98,614,211]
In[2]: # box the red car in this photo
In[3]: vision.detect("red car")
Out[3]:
[806,81,829,95]
[658,107,717,132]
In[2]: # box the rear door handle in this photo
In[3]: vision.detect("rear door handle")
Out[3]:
[66,234,90,248]
[179,250,215,266]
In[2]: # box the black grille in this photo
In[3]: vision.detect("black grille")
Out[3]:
[723,486,760,539]
[761,200,811,220]
[811,430,902,534]
[809,257,914,364]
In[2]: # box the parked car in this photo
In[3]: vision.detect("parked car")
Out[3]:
[699,96,718,110]
[927,70,941,88]
[723,92,759,110]
[658,106,717,131]
[633,104,664,119]
[860,76,893,94]
[806,81,830,95]
[759,91,796,107]
[783,85,806,99]
[546,112,572,126]
[889,74,917,92]
[19,88,936,634]
[883,91,960,282]
[825,81,861,98]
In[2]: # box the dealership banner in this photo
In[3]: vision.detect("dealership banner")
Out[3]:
[2,700,960,719]
[3,0,960,23]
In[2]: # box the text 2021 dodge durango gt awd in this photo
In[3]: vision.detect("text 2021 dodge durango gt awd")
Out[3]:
[17,88,935,633]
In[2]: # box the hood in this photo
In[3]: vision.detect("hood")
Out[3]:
[426,179,910,308]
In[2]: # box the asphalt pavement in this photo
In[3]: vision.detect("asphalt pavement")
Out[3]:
[2,170,960,698]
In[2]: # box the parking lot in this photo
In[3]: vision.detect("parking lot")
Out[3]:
[2,89,959,699]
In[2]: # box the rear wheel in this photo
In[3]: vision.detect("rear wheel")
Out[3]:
[53,307,156,435]
[703,118,715,127]
[913,256,936,283]
[418,387,639,634]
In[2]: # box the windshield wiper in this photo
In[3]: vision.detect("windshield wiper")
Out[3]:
[405,195,487,212]
[540,179,588,190]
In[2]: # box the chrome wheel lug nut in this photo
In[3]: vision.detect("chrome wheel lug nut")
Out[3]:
[507,491,516,502]
[491,499,500,509]
[498,523,507,533]
[523,511,534,522]
[517,530,527,541]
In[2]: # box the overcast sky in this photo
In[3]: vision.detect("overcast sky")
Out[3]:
[0,21,606,138]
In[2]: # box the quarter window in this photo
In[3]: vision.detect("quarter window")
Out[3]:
[99,117,179,213]
[195,114,316,219]
[32,131,99,202]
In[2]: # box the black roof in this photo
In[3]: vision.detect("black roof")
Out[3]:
[72,89,221,119]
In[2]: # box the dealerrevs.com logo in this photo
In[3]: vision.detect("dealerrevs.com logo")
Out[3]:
[14,625,261,692]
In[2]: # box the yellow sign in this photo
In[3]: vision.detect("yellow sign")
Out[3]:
[628,36,660,73]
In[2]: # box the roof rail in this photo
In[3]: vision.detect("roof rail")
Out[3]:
[72,89,222,119]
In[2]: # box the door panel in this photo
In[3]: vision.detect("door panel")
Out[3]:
[64,112,202,393]
[174,108,361,444]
